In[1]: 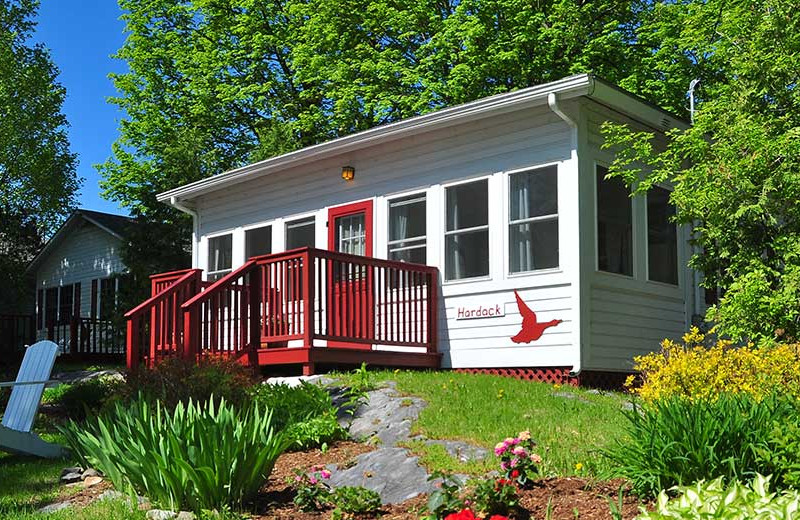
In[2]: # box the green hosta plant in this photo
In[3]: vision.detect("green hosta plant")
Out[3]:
[60,395,289,512]
[637,475,800,519]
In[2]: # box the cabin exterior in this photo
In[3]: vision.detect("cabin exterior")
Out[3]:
[128,74,700,384]
[23,210,134,358]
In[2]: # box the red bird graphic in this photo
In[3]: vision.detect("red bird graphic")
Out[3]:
[511,290,562,343]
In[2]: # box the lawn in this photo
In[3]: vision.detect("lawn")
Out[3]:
[341,369,631,477]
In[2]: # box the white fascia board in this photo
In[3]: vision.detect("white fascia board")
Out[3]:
[157,74,594,203]
[587,79,691,133]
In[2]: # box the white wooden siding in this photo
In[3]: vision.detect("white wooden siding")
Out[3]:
[195,103,582,370]
[579,100,696,371]
[34,222,125,322]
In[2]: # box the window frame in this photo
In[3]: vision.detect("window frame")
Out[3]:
[387,192,427,264]
[442,176,492,283]
[244,223,273,260]
[207,232,234,281]
[506,165,560,275]
[594,162,635,278]
[285,215,317,251]
[645,183,680,287]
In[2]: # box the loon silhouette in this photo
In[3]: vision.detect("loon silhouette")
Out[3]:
[510,290,562,343]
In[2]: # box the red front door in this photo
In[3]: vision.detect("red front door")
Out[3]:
[327,200,374,348]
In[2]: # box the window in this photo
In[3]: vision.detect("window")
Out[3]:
[99,278,117,320]
[445,179,489,280]
[509,166,559,272]
[208,234,233,281]
[388,194,426,264]
[648,186,678,285]
[45,287,58,327]
[286,217,315,250]
[58,284,74,325]
[597,165,633,276]
[245,225,272,259]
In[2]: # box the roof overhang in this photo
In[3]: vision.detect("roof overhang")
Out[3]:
[158,74,688,204]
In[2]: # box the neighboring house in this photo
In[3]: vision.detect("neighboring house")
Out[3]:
[127,74,702,384]
[26,209,134,356]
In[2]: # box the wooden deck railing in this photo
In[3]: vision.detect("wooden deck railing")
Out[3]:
[126,249,439,371]
[0,314,35,361]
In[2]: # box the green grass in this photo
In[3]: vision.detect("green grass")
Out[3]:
[345,369,631,477]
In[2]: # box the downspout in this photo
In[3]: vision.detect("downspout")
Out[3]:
[170,196,199,269]
[547,92,583,379]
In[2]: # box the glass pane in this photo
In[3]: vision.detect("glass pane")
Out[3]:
[510,166,558,221]
[446,179,488,231]
[286,217,316,249]
[336,213,366,255]
[208,234,233,272]
[389,195,426,241]
[509,219,559,272]
[597,166,633,276]
[388,241,427,264]
[245,226,272,258]
[648,187,678,285]
[445,229,489,280]
[59,285,74,324]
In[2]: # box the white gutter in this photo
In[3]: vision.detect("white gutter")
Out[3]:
[170,196,200,268]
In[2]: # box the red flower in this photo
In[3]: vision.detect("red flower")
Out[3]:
[510,469,520,479]
[444,509,478,520]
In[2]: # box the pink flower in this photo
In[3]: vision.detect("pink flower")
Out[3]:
[309,476,318,485]
[519,430,531,441]
[512,446,526,457]
[295,475,302,482]
[510,458,519,468]
[494,442,506,455]
[320,469,331,479]
[500,461,509,470]
[531,453,542,464]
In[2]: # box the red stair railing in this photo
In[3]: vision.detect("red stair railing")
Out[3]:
[125,268,203,371]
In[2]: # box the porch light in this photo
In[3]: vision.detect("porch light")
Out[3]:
[341,166,355,182]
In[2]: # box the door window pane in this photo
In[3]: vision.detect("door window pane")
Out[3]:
[286,217,316,250]
[208,234,233,281]
[445,179,489,280]
[388,195,426,264]
[335,213,366,256]
[509,166,559,272]
[648,186,678,285]
[597,166,633,276]
[245,225,272,259]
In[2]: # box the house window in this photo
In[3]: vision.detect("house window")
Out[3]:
[648,186,678,285]
[509,166,559,273]
[208,234,233,281]
[99,278,117,320]
[45,287,58,327]
[245,225,272,259]
[597,165,633,276]
[445,179,489,280]
[58,284,74,325]
[286,217,315,250]
[388,194,426,264]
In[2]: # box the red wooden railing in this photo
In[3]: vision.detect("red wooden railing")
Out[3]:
[125,268,203,371]
[127,248,439,370]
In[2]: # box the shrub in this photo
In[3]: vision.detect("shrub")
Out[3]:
[60,395,289,512]
[250,381,336,430]
[467,478,518,519]
[424,471,467,520]
[286,414,348,451]
[604,393,796,497]
[329,485,381,515]
[628,327,800,402]
[493,430,541,488]
[637,475,800,520]
[291,465,333,512]
[756,418,800,490]
[127,357,256,409]
[42,377,124,420]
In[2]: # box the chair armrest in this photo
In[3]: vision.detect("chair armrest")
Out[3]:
[0,380,60,388]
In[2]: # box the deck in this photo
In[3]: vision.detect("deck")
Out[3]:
[125,248,440,374]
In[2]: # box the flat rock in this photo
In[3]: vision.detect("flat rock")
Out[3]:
[97,490,124,502]
[264,375,326,388]
[424,439,489,462]
[38,501,71,514]
[81,468,100,479]
[61,472,82,484]
[61,466,82,477]
[327,447,437,504]
[84,476,103,487]
[346,388,426,445]
[146,510,177,520]
[551,391,594,405]
[176,512,196,520]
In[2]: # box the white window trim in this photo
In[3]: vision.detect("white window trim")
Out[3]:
[505,164,561,275]
[207,232,234,281]
[644,183,681,288]
[594,161,636,279]
[285,214,317,251]
[243,221,275,260]
[441,175,493,283]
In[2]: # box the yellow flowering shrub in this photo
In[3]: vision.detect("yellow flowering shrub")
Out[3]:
[628,327,800,402]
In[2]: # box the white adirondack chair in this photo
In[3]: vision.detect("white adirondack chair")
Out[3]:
[0,340,65,458]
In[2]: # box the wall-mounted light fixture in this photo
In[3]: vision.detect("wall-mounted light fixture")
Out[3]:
[341,166,355,182]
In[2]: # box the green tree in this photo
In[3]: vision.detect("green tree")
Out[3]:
[0,0,79,312]
[603,0,800,343]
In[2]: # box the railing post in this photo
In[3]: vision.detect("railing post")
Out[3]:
[428,270,438,354]
[127,315,139,373]
[182,277,199,362]
[303,250,314,349]
[69,317,78,355]
[248,265,262,367]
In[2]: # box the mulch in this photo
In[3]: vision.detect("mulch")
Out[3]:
[57,441,646,519]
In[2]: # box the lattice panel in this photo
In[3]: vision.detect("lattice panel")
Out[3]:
[575,370,632,391]
[454,367,577,386]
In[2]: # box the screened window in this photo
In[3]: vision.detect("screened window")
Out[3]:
[58,285,74,325]
[647,186,678,285]
[45,287,58,327]
[388,194,426,264]
[509,166,559,272]
[99,278,117,320]
[597,165,633,276]
[245,225,272,259]
[286,217,316,250]
[208,234,233,281]
[445,179,489,280]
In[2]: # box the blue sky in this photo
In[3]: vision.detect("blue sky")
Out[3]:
[34,1,128,216]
